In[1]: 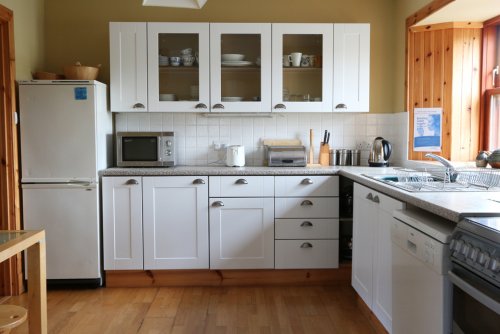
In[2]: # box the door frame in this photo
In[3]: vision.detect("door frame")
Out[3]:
[0,4,23,296]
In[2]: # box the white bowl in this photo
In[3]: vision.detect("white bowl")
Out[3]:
[221,96,243,102]
[159,93,177,101]
[221,54,245,62]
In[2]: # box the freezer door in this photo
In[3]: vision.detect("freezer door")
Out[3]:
[22,183,101,279]
[19,84,97,181]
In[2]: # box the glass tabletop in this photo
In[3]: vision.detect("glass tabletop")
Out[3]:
[0,231,27,245]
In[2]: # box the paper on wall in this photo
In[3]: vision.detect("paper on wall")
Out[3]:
[413,108,442,152]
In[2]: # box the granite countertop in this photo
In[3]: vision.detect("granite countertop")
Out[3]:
[101,166,500,222]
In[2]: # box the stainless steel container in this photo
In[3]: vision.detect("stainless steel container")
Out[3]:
[329,149,338,166]
[351,149,361,166]
[339,149,351,166]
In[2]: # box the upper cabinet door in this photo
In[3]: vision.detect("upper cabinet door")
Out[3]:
[210,23,272,113]
[147,22,210,112]
[272,23,334,113]
[333,24,370,112]
[110,22,148,112]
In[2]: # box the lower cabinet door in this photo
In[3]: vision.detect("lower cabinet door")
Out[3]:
[143,176,209,269]
[275,240,339,269]
[209,197,274,269]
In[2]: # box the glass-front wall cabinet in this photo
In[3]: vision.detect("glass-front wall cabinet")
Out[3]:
[147,22,210,112]
[210,23,271,112]
[272,24,333,112]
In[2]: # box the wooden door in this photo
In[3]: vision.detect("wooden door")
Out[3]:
[0,4,22,296]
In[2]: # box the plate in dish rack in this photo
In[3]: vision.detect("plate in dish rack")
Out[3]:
[222,61,253,67]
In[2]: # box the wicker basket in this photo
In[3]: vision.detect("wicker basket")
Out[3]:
[63,62,100,80]
[32,71,64,80]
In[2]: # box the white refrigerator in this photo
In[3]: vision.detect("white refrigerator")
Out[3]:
[19,80,112,286]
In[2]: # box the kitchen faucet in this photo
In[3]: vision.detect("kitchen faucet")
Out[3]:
[424,153,458,182]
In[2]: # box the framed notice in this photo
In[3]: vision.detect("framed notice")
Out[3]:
[413,108,442,152]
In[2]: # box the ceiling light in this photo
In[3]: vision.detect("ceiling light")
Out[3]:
[142,0,207,9]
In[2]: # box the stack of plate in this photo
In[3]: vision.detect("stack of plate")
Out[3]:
[221,97,243,102]
[221,54,252,67]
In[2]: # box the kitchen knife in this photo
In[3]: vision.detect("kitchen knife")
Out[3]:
[323,130,328,145]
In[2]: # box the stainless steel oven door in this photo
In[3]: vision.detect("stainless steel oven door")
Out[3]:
[448,265,500,334]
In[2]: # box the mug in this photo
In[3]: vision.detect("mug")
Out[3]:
[283,55,291,67]
[182,55,195,67]
[289,52,302,67]
[301,55,311,67]
[169,56,181,66]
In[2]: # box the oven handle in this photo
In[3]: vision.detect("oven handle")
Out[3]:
[448,270,500,315]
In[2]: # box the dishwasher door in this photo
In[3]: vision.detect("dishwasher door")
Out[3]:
[391,215,452,334]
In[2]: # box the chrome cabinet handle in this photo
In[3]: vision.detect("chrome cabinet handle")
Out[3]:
[195,103,208,109]
[335,103,347,109]
[192,179,205,184]
[133,103,145,109]
[212,201,224,207]
[300,200,313,206]
[372,195,380,203]
[125,179,139,185]
[300,221,313,227]
[235,179,248,185]
[274,103,286,109]
[300,242,313,248]
[366,193,373,200]
[301,178,314,185]
[213,103,225,109]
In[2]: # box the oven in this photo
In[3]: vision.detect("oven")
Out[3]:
[449,217,500,334]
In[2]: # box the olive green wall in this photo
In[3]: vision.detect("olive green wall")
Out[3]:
[0,0,45,80]
[44,0,397,113]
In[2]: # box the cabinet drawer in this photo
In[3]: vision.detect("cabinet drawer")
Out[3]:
[275,219,339,239]
[275,197,339,218]
[275,176,338,197]
[354,183,404,213]
[275,240,339,269]
[209,176,274,197]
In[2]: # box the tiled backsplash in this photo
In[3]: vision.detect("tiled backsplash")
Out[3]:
[115,112,408,166]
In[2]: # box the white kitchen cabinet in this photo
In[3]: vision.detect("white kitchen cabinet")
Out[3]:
[143,176,208,269]
[102,177,143,270]
[352,183,405,332]
[333,24,370,112]
[109,22,148,112]
[271,23,334,112]
[274,176,339,269]
[210,23,272,112]
[147,22,210,112]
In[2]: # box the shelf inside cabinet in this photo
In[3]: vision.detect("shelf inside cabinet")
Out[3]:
[221,66,260,72]
[283,67,322,72]
[159,66,199,73]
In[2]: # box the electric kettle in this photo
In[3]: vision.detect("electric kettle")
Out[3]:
[226,145,245,167]
[368,137,392,167]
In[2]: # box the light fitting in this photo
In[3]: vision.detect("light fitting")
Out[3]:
[142,0,207,9]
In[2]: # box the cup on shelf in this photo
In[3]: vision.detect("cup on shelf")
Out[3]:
[289,52,302,67]
[182,55,195,67]
[283,55,291,67]
[169,56,181,67]
[180,48,192,55]
[301,55,311,67]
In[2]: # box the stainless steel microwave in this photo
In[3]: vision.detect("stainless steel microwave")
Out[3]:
[116,132,175,167]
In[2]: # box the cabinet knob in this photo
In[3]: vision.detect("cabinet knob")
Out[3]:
[274,103,287,109]
[301,178,314,185]
[192,178,205,184]
[213,103,225,109]
[235,179,248,185]
[300,200,313,206]
[133,103,145,109]
[372,195,380,203]
[300,221,313,227]
[212,201,224,207]
[195,103,208,109]
[125,179,139,185]
[300,242,313,248]
[366,193,373,200]
[335,103,347,109]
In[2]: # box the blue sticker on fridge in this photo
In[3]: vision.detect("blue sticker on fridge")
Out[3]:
[74,87,87,100]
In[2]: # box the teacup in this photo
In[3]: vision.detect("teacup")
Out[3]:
[180,48,192,55]
[170,56,181,67]
[289,52,302,67]
[182,55,195,67]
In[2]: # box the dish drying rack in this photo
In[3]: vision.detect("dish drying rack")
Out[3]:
[392,167,500,191]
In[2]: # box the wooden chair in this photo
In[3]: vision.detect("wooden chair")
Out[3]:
[0,305,27,333]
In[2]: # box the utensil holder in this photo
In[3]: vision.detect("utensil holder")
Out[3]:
[319,143,330,166]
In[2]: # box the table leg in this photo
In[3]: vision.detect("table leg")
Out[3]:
[27,240,47,334]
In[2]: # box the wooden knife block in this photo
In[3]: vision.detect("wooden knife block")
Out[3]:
[319,143,330,166]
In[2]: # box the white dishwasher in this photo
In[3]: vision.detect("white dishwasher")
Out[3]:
[391,208,455,334]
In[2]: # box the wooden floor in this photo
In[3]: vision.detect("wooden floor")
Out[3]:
[6,284,376,334]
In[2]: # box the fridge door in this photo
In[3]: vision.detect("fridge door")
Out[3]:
[22,183,101,280]
[19,83,97,182]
